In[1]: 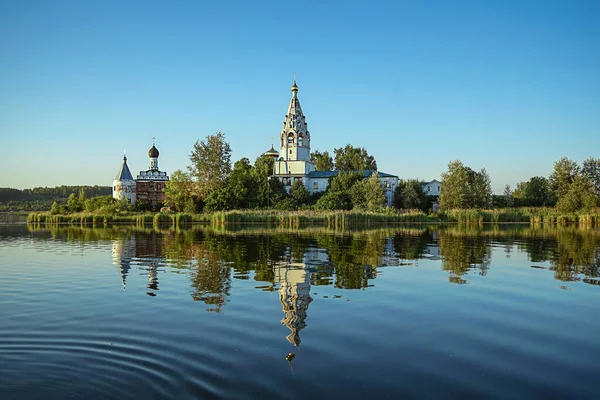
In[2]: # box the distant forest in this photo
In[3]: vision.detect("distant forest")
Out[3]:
[0,186,111,211]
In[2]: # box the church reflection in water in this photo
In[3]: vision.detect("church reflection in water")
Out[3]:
[106,224,600,351]
[111,232,317,347]
[274,260,313,347]
[111,233,164,296]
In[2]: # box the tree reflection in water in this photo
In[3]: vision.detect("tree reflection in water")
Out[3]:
[27,223,600,302]
[437,227,492,284]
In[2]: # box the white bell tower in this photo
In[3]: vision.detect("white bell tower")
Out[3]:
[273,78,315,177]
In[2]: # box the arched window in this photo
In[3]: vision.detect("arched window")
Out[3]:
[298,135,303,147]
[287,133,294,146]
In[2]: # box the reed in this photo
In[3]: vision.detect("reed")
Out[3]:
[438,208,600,226]
[25,207,600,228]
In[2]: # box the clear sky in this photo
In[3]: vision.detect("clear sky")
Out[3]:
[1,0,598,193]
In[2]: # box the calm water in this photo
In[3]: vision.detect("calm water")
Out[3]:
[1,224,600,399]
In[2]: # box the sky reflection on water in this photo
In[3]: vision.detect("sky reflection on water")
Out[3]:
[1,224,600,399]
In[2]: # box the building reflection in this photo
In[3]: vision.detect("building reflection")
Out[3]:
[274,259,313,347]
[111,231,165,295]
[111,235,136,289]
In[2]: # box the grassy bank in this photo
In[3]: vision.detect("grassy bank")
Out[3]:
[209,209,438,229]
[24,207,600,229]
[26,211,198,228]
[438,207,600,226]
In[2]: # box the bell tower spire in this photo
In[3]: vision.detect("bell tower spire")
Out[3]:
[280,76,310,162]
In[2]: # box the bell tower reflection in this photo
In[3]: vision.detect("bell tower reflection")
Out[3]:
[274,259,313,347]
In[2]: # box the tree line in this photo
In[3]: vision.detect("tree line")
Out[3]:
[438,157,600,212]
[501,157,599,212]
[0,185,111,211]
[164,131,420,213]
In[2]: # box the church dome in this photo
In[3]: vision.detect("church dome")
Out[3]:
[148,145,159,158]
[264,145,279,159]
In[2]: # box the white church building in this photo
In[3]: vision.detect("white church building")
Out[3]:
[266,80,398,206]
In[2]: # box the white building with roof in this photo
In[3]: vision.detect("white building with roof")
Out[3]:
[266,80,398,206]
[421,179,441,197]
[113,154,136,204]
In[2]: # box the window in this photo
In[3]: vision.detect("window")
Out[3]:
[298,135,303,146]
[437,185,440,191]
[313,182,318,190]
[282,177,291,186]
[289,149,292,154]
[287,134,294,146]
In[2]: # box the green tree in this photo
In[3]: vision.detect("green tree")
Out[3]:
[503,184,514,207]
[204,186,235,211]
[165,170,195,212]
[226,158,257,209]
[311,150,334,171]
[252,154,286,208]
[350,172,386,211]
[333,144,377,171]
[50,201,61,215]
[66,193,81,212]
[439,160,471,209]
[77,189,86,209]
[315,191,352,210]
[289,180,310,209]
[393,179,428,211]
[470,168,492,208]
[512,177,553,206]
[188,131,232,200]
[555,175,599,212]
[549,157,579,200]
[439,160,492,209]
[528,176,553,206]
[582,157,600,196]
[329,171,364,193]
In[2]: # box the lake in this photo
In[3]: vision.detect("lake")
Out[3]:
[1,223,599,399]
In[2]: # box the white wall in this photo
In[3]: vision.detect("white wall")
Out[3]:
[112,179,136,204]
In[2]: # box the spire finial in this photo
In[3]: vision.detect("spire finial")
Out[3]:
[123,149,127,161]
[291,74,298,93]
[152,137,156,146]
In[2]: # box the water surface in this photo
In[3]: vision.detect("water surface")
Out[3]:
[1,224,599,399]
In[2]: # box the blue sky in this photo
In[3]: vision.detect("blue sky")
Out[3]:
[1,0,598,192]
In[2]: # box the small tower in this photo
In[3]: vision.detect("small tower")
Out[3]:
[148,138,160,171]
[112,152,136,204]
[264,144,279,175]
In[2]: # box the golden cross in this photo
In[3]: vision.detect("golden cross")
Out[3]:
[152,136,156,145]
[270,136,275,146]
[293,73,296,82]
